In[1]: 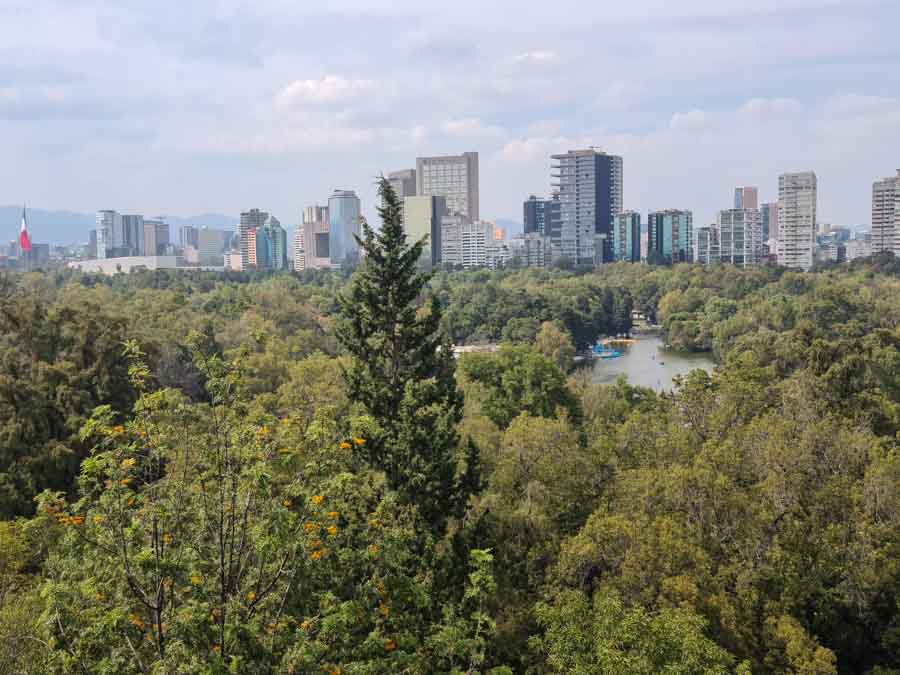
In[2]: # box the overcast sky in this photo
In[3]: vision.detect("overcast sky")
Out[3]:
[2,0,899,229]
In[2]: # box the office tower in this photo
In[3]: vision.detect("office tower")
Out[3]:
[239,209,269,269]
[122,215,145,255]
[293,227,305,272]
[261,216,288,270]
[523,194,560,236]
[302,220,331,270]
[717,209,763,268]
[88,230,98,258]
[614,211,641,262]
[460,221,493,269]
[551,148,623,265]
[872,170,900,255]
[440,214,464,268]
[648,210,693,263]
[387,169,417,201]
[695,225,719,265]
[328,190,361,269]
[303,205,329,225]
[179,224,199,251]
[196,228,229,266]
[778,171,817,270]
[404,195,445,267]
[416,152,479,222]
[734,186,759,210]
[95,210,121,258]
[761,202,779,242]
[247,228,260,267]
[143,219,169,256]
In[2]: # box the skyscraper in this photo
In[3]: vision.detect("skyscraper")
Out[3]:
[328,190,361,269]
[239,209,269,269]
[95,210,120,258]
[717,208,763,268]
[143,219,169,256]
[388,169,417,201]
[261,216,288,270]
[179,224,199,251]
[761,202,779,242]
[404,195,445,267]
[695,225,719,265]
[416,152,479,222]
[872,170,900,256]
[122,215,145,255]
[614,211,642,262]
[523,195,561,237]
[551,149,623,265]
[648,210,693,264]
[778,171,817,270]
[303,205,329,225]
[734,186,759,210]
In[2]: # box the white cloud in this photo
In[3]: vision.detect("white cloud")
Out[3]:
[275,75,374,108]
[594,82,647,111]
[441,117,504,140]
[513,50,559,64]
[669,109,706,130]
[739,97,802,117]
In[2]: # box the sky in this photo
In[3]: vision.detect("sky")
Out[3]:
[2,0,899,234]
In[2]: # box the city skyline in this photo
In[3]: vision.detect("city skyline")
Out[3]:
[1,1,899,232]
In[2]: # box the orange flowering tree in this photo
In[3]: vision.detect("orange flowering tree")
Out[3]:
[34,339,506,673]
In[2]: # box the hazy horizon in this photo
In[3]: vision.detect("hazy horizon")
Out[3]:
[3,0,899,233]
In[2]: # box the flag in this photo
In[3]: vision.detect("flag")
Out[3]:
[19,206,31,252]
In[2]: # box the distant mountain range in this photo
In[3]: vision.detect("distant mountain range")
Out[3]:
[0,206,239,245]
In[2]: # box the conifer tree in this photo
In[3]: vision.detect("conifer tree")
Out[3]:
[337,177,477,532]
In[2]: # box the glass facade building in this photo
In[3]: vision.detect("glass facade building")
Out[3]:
[648,210,693,263]
[614,211,642,262]
[328,190,362,269]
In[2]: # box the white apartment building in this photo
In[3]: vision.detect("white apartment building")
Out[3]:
[778,171,817,270]
[872,170,900,256]
[717,208,763,268]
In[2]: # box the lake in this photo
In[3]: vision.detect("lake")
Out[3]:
[589,334,715,392]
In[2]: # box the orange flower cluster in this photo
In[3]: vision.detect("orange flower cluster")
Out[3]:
[339,442,352,450]
[325,525,337,536]
[384,639,397,652]
[326,511,339,519]
[303,523,320,533]
[353,438,366,446]
[282,498,292,508]
[311,495,325,506]
[162,533,174,545]
[309,550,324,561]
[129,614,145,630]
[111,425,126,436]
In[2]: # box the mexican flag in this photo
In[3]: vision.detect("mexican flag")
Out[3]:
[19,206,31,252]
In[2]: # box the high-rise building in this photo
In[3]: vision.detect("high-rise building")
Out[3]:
[388,169,417,202]
[255,216,288,270]
[717,208,763,268]
[239,209,269,269]
[143,219,169,256]
[523,194,562,238]
[328,190,361,269]
[293,227,305,272]
[518,233,552,268]
[734,186,759,210]
[778,171,817,270]
[95,210,121,258]
[761,202,779,242]
[404,195,445,267]
[648,210,693,263]
[440,215,464,268]
[196,228,230,266]
[460,221,493,269]
[179,224,199,251]
[551,148,623,265]
[303,205,329,225]
[122,215,145,255]
[301,220,331,270]
[872,170,900,256]
[695,225,720,265]
[614,211,642,262]
[416,152,479,222]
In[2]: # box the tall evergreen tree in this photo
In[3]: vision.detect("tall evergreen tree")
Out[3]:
[337,177,477,532]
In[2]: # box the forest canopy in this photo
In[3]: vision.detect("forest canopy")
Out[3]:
[1,202,899,673]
